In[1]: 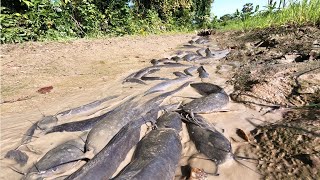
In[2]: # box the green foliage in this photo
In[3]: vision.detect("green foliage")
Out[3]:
[133,0,195,24]
[194,0,214,28]
[1,9,31,43]
[104,1,137,36]
[2,0,318,44]
[73,1,106,36]
[1,1,70,43]
[1,0,216,43]
[0,0,105,43]
[217,0,320,31]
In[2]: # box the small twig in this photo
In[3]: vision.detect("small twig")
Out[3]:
[1,96,34,104]
[292,66,320,78]
[69,14,87,36]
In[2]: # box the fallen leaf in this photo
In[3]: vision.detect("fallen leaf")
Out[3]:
[236,128,249,142]
[37,86,53,94]
[190,167,208,180]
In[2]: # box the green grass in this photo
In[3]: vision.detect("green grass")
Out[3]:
[217,0,320,31]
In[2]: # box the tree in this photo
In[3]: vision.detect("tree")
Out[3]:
[194,0,214,27]
[220,14,234,21]
[242,3,254,14]
[133,0,194,21]
[134,0,214,27]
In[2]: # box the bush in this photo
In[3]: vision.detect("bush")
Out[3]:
[1,0,216,43]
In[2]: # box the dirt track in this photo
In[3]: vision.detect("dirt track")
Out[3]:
[1,27,319,179]
[1,33,194,110]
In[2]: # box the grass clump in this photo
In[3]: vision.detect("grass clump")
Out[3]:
[218,0,320,31]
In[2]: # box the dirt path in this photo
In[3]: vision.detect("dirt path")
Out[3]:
[1,33,194,110]
[0,34,194,150]
[1,33,194,178]
[1,27,319,179]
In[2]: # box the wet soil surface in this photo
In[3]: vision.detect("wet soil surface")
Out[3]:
[251,109,320,179]
[213,25,320,179]
[215,25,320,107]
[0,26,319,179]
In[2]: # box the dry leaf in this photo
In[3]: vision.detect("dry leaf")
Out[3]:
[37,86,53,94]
[190,167,208,180]
[236,128,249,142]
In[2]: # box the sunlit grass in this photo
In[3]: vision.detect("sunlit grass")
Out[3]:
[218,0,320,31]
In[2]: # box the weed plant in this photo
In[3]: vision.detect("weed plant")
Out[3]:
[218,0,320,31]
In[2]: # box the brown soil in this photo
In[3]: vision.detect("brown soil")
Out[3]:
[1,33,193,108]
[251,109,320,179]
[212,25,320,179]
[214,25,320,108]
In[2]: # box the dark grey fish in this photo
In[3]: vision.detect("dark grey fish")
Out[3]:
[141,76,170,81]
[173,71,187,77]
[5,149,28,166]
[211,49,230,60]
[158,103,181,113]
[66,112,156,180]
[156,58,176,64]
[183,54,197,61]
[183,44,197,48]
[133,67,160,79]
[176,50,184,55]
[114,129,181,180]
[183,91,229,114]
[24,162,81,180]
[86,82,190,154]
[124,78,147,85]
[190,83,224,96]
[188,40,195,44]
[184,66,198,76]
[196,48,206,57]
[26,138,86,176]
[123,72,138,82]
[123,66,160,83]
[158,58,170,62]
[156,112,182,131]
[21,123,38,144]
[46,97,137,134]
[144,81,191,106]
[85,101,138,154]
[194,38,203,44]
[114,124,182,180]
[163,61,183,65]
[150,59,159,65]
[205,48,214,58]
[45,115,102,134]
[197,66,209,78]
[37,115,58,130]
[185,50,196,54]
[147,68,161,74]
[144,77,190,95]
[171,56,181,62]
[195,38,208,44]
[160,63,189,67]
[57,95,118,117]
[186,115,232,165]
[20,116,58,144]
[124,64,188,84]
